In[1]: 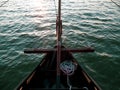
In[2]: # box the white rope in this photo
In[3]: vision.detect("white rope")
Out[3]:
[60,60,77,90]
[67,75,72,90]
[60,60,77,76]
[83,87,89,90]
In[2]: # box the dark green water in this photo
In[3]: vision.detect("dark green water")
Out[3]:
[0,0,120,90]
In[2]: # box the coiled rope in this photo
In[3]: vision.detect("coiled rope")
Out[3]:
[60,60,77,76]
[60,60,77,90]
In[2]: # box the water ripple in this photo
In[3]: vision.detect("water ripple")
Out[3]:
[0,0,120,90]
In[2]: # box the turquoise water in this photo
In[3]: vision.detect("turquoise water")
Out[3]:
[0,0,120,90]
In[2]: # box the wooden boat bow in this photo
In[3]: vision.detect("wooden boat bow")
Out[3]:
[16,0,102,90]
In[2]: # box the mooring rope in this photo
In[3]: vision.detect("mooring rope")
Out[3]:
[111,0,120,7]
[52,0,58,16]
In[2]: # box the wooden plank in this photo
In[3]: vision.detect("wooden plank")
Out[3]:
[24,48,94,54]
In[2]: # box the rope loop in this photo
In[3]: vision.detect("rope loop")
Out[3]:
[60,60,77,76]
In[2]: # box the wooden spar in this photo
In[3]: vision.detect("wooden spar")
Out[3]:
[24,48,95,53]
[56,0,62,88]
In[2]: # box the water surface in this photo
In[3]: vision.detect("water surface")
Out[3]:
[0,0,120,90]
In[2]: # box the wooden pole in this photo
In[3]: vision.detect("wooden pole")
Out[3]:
[56,0,62,88]
[24,48,95,53]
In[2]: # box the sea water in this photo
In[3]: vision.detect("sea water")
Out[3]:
[0,0,120,90]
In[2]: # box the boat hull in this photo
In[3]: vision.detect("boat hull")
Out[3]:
[16,47,101,90]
